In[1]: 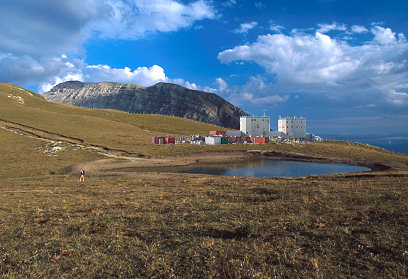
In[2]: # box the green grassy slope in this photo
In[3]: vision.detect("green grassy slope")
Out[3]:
[2,83,408,163]
[0,83,223,155]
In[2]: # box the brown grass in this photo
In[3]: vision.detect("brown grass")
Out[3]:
[1,171,407,278]
[1,83,408,278]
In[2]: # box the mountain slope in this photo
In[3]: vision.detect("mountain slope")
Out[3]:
[0,83,225,156]
[43,81,248,129]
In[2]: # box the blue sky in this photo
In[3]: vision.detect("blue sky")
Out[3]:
[1,0,408,135]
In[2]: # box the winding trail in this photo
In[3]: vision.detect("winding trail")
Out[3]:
[0,118,144,158]
[2,118,408,179]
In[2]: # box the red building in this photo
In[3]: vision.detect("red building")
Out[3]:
[252,137,269,144]
[209,130,226,136]
[151,136,175,144]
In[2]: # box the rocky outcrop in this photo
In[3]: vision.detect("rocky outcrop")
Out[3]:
[44,81,248,129]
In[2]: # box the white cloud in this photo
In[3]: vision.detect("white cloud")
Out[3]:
[371,26,397,44]
[388,89,408,105]
[218,32,360,86]
[241,92,288,105]
[34,55,218,94]
[390,89,408,97]
[269,23,284,33]
[0,0,216,56]
[219,25,408,91]
[40,73,84,93]
[351,25,368,34]
[89,0,216,39]
[24,55,170,93]
[83,64,167,85]
[215,78,228,92]
[0,0,216,90]
[218,24,408,109]
[222,0,237,7]
[316,22,347,33]
[234,22,258,34]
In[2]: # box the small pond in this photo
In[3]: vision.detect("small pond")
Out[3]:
[136,160,371,177]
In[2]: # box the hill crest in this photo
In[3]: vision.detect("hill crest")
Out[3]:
[44,81,248,129]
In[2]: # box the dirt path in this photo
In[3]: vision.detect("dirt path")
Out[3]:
[2,118,407,179]
[68,150,408,180]
[68,151,261,179]
[0,118,144,157]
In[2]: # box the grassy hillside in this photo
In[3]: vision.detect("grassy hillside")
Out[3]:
[3,83,408,163]
[0,83,223,155]
[1,83,408,278]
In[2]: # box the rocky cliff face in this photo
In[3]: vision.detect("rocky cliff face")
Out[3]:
[44,81,248,129]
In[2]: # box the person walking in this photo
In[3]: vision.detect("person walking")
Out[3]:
[80,168,85,182]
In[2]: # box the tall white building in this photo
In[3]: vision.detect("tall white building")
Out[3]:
[278,117,306,139]
[240,116,270,137]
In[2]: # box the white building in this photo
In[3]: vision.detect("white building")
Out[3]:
[278,117,306,139]
[240,116,270,137]
[205,136,221,145]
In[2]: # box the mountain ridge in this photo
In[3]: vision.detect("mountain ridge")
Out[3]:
[44,81,248,129]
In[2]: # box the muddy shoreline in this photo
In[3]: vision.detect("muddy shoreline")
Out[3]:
[68,150,408,179]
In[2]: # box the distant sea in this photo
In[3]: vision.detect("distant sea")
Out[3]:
[320,134,408,155]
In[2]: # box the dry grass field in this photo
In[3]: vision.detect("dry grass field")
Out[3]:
[1,83,408,278]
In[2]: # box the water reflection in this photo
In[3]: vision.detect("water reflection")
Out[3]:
[143,160,370,177]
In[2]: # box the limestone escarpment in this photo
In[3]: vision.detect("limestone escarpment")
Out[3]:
[44,81,248,129]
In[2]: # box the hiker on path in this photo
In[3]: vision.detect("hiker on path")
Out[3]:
[80,168,85,182]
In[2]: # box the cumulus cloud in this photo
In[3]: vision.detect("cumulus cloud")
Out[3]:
[218,25,408,107]
[0,54,170,93]
[371,26,397,44]
[0,0,216,90]
[83,64,167,84]
[218,32,360,86]
[234,22,258,34]
[37,56,170,92]
[217,23,408,115]
[33,55,218,94]
[215,78,228,92]
[0,0,215,57]
[89,0,216,39]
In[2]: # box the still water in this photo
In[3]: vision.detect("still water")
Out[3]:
[147,160,370,177]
